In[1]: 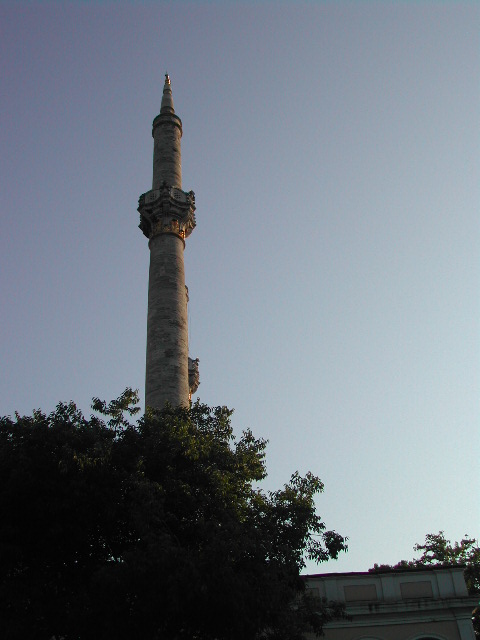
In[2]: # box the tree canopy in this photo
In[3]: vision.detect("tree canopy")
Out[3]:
[371,531,480,638]
[0,389,347,640]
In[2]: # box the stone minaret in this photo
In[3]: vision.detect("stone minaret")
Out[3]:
[138,75,199,408]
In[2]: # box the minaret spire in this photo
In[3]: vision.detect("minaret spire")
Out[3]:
[160,73,175,115]
[150,73,182,190]
[137,77,199,409]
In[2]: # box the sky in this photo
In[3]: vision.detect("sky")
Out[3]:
[1,0,479,574]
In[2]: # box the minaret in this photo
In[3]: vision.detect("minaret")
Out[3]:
[138,74,199,408]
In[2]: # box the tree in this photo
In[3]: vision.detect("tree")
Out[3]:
[0,390,347,640]
[371,531,480,637]
[411,532,480,596]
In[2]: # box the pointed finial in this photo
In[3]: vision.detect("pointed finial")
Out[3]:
[161,72,174,114]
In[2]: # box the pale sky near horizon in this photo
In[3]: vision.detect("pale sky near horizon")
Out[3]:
[1,0,478,574]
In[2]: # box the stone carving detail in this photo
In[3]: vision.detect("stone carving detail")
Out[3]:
[138,181,196,241]
[188,357,200,396]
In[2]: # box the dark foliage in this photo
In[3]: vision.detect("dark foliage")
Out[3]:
[0,390,347,640]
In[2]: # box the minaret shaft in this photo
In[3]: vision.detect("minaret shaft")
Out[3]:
[152,120,182,189]
[146,234,189,408]
[138,75,198,409]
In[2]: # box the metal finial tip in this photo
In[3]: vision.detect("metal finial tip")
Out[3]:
[165,72,170,85]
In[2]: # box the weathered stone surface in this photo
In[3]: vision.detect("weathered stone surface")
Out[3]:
[145,233,189,408]
[152,117,182,189]
[188,357,200,396]
[138,184,196,240]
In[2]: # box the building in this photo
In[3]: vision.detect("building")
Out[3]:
[305,566,477,640]
[137,74,199,409]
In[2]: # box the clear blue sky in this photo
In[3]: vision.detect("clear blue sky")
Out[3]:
[1,0,478,573]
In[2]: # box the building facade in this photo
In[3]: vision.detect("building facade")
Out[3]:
[305,566,477,640]
[138,75,199,409]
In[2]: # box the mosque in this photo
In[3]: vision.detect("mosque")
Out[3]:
[137,75,476,640]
